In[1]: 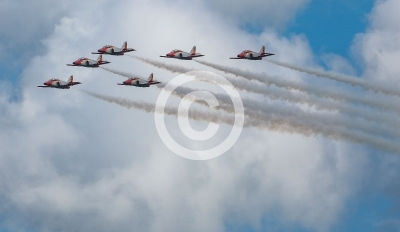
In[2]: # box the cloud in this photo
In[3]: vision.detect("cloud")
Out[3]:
[1,0,399,231]
[353,0,400,83]
[0,0,73,64]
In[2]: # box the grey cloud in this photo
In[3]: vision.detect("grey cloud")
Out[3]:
[203,0,310,30]
[0,0,399,232]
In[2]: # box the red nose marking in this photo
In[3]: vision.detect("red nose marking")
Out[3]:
[73,59,82,65]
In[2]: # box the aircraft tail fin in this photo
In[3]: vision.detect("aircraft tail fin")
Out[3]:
[147,73,154,82]
[68,75,73,83]
[260,45,265,54]
[122,41,127,50]
[97,54,103,63]
[190,46,196,56]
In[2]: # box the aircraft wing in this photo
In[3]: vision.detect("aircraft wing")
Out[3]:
[91,52,103,54]
[192,54,204,58]
[229,57,244,59]
[66,64,77,66]
[160,56,170,58]
[37,86,51,88]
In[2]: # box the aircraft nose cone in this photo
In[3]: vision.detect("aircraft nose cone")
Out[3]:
[43,82,47,85]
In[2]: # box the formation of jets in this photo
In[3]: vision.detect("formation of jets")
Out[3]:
[39,41,274,89]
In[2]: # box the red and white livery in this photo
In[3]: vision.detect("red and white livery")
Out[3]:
[92,41,135,56]
[160,46,204,60]
[230,46,274,60]
[117,73,161,88]
[67,54,110,68]
[37,75,81,89]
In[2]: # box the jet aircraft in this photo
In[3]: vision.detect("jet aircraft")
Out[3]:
[67,54,110,67]
[230,46,274,60]
[117,73,161,87]
[92,41,135,56]
[160,46,204,60]
[38,75,81,89]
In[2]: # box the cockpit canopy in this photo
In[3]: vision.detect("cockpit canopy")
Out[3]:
[172,49,182,52]
[242,50,252,53]
[103,45,113,48]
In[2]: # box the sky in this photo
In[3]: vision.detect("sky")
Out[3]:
[1,0,400,231]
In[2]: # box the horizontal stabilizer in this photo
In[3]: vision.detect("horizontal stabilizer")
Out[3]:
[261,53,275,57]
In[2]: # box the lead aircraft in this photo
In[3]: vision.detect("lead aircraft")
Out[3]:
[117,73,161,87]
[38,75,81,89]
[160,46,204,60]
[230,46,274,60]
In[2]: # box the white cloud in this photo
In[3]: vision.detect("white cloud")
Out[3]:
[1,0,399,231]
[353,0,400,83]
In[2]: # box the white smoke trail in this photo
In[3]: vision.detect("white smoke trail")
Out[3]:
[81,89,400,154]
[125,56,398,150]
[131,56,400,116]
[160,85,400,154]
[100,66,144,79]
[80,90,234,124]
[128,55,193,73]
[161,84,400,139]
[190,71,400,130]
[195,60,400,115]
[267,59,400,97]
[128,56,400,128]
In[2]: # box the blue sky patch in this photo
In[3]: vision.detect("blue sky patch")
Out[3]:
[286,0,374,60]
